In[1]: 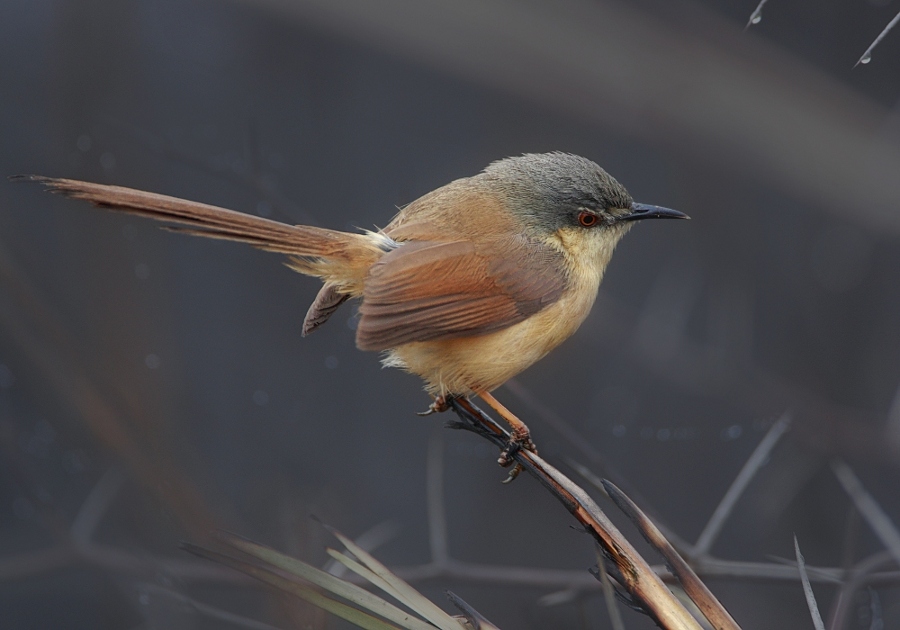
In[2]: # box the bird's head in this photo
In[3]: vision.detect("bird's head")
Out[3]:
[481,152,688,266]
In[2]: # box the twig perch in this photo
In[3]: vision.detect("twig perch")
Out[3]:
[447,397,708,630]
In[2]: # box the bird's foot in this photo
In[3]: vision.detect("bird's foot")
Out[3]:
[498,426,538,484]
[417,394,452,416]
[473,389,538,484]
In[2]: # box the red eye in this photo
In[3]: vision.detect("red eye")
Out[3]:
[578,211,598,227]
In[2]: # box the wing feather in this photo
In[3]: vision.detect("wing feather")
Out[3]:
[356,238,567,350]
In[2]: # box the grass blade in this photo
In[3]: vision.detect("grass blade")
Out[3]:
[326,526,464,630]
[216,532,439,630]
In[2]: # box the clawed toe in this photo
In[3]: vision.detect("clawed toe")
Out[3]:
[498,429,538,483]
[417,394,452,416]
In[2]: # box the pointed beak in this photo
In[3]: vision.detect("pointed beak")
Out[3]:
[619,203,690,222]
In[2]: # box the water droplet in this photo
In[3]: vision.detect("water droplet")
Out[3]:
[135,263,150,280]
[253,389,269,406]
[612,424,626,437]
[346,316,359,331]
[77,134,92,152]
[860,54,872,64]
[324,355,339,369]
[145,354,161,369]
[721,424,743,441]
[751,15,761,24]
[656,428,671,441]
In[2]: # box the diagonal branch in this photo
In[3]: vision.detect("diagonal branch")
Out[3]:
[694,414,791,556]
[831,460,900,566]
[447,397,706,630]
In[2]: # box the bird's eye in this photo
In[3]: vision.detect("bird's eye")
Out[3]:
[577,211,598,227]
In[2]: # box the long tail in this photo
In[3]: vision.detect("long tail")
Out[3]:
[15,176,383,291]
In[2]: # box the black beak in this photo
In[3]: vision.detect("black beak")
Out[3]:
[620,203,690,222]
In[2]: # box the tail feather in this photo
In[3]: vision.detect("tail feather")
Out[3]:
[16,176,382,288]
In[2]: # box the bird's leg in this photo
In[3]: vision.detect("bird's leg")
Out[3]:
[417,394,452,416]
[474,389,537,482]
[474,390,534,450]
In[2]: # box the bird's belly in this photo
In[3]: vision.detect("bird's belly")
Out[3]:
[385,284,597,396]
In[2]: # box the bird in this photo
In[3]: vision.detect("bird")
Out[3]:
[16,152,687,478]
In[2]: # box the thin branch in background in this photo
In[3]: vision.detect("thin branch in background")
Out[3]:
[867,587,883,630]
[855,10,900,67]
[693,414,791,557]
[746,0,769,29]
[827,551,895,630]
[831,460,900,566]
[826,506,862,630]
[794,536,826,630]
[839,506,861,577]
[760,553,843,586]
[602,480,740,630]
[595,545,626,630]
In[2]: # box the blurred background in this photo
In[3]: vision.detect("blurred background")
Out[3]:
[3,0,900,627]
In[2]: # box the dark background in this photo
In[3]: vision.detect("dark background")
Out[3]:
[3,0,900,628]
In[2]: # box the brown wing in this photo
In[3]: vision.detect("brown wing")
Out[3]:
[355,238,567,351]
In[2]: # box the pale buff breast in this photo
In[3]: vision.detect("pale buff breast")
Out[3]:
[384,225,625,395]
